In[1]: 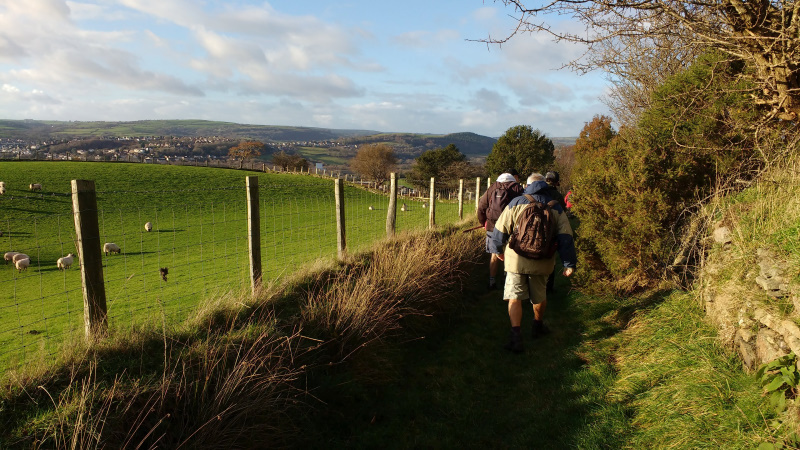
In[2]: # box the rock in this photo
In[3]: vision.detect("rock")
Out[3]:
[737,338,758,370]
[755,328,790,363]
[712,225,732,244]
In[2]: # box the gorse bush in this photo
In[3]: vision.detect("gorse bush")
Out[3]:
[572,52,762,292]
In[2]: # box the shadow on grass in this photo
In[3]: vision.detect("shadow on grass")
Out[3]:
[296,264,672,449]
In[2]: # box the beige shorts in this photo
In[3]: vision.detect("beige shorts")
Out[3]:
[503,272,547,304]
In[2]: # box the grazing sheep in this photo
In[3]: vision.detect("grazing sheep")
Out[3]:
[401,203,407,212]
[4,251,20,264]
[144,222,153,232]
[15,257,30,272]
[368,205,374,211]
[57,253,75,270]
[29,183,42,191]
[12,253,29,264]
[422,202,427,208]
[103,242,121,255]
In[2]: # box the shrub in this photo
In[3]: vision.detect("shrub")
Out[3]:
[572,52,759,292]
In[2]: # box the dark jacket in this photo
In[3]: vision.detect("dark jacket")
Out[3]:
[490,180,577,272]
[477,181,524,232]
[542,183,567,210]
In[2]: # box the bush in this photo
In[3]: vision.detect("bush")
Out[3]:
[572,52,759,292]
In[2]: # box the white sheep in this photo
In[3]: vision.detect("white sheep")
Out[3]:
[144,222,153,232]
[4,251,19,264]
[0,181,5,187]
[368,205,374,211]
[103,242,121,255]
[0,187,5,195]
[15,257,30,272]
[401,203,407,212]
[29,183,42,191]
[57,253,75,270]
[12,253,29,264]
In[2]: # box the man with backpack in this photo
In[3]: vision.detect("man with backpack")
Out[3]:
[490,173,576,353]
[477,169,524,290]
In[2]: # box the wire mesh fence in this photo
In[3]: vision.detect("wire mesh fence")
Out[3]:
[0,166,482,372]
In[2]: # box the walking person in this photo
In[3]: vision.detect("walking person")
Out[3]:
[477,169,524,290]
[543,171,567,293]
[490,173,576,353]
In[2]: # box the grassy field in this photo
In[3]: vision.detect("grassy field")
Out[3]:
[0,161,465,371]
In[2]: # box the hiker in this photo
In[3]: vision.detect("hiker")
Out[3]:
[544,171,566,293]
[477,169,524,290]
[490,173,576,353]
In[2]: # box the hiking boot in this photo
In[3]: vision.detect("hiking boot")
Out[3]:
[503,330,523,353]
[532,320,550,339]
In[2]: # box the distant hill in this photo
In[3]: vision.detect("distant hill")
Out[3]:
[0,119,573,158]
[0,119,380,141]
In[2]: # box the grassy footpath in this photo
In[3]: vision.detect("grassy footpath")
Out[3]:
[299,262,776,448]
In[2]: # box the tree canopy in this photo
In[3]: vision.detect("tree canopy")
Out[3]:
[406,144,470,189]
[228,141,264,161]
[271,150,308,171]
[349,144,398,187]
[485,125,555,178]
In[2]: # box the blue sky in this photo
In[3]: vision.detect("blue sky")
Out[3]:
[0,0,610,137]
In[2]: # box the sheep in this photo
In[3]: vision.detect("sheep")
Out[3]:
[0,181,5,187]
[144,222,153,232]
[57,253,75,270]
[160,267,169,282]
[29,183,42,191]
[401,203,407,212]
[4,251,20,264]
[103,242,121,255]
[15,257,30,272]
[0,187,6,195]
[368,205,374,211]
[422,202,427,208]
[12,253,29,264]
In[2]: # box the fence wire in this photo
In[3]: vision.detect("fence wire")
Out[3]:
[0,170,474,373]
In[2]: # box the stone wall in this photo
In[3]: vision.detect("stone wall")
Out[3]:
[701,223,800,370]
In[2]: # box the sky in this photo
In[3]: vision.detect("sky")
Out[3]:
[0,0,611,138]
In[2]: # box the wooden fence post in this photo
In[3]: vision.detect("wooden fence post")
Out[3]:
[335,178,346,259]
[71,180,108,340]
[246,176,262,296]
[429,177,436,229]
[458,179,464,220]
[386,172,397,237]
[475,177,481,211]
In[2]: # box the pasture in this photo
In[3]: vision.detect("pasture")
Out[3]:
[0,161,465,371]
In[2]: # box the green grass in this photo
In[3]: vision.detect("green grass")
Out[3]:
[0,161,464,371]
[296,146,349,165]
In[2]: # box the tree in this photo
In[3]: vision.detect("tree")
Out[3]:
[485,125,555,178]
[489,0,800,123]
[406,144,468,188]
[349,144,398,187]
[271,150,308,171]
[228,141,264,161]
